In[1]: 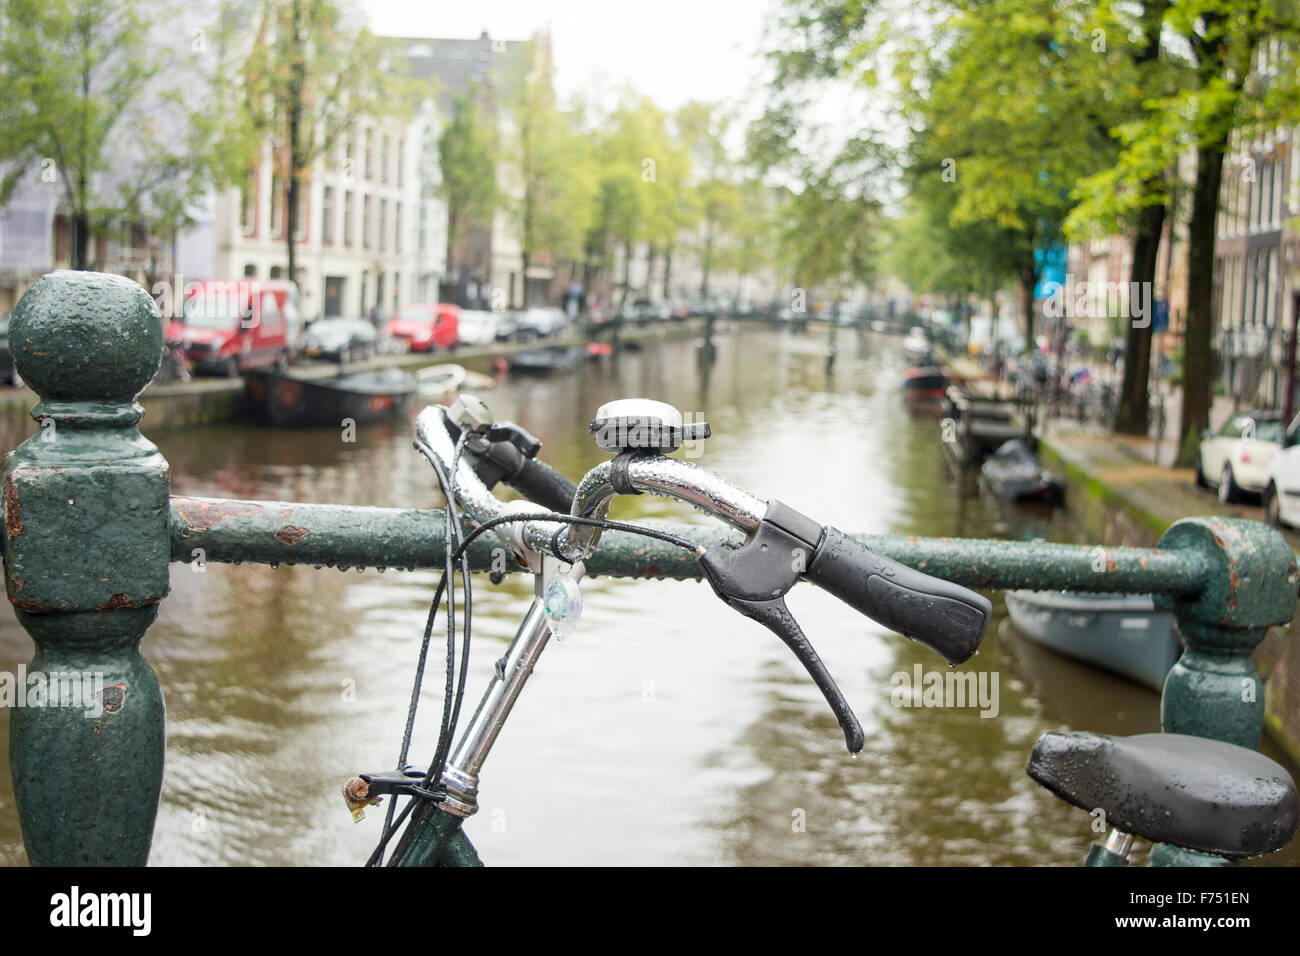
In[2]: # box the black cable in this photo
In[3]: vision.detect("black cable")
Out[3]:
[368,504,703,865]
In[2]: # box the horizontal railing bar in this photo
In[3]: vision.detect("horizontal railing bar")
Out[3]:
[169,496,1210,597]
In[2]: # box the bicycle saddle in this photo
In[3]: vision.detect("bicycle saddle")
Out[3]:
[1027,731,1299,859]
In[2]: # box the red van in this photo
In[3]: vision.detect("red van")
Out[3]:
[167,279,300,377]
[386,303,459,352]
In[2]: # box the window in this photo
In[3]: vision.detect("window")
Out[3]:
[343,136,354,181]
[343,190,354,247]
[418,202,426,251]
[322,186,335,245]
[240,174,257,236]
[362,195,373,250]
[379,198,387,251]
[270,176,283,238]
[397,138,404,187]
[365,129,374,179]
[381,134,390,184]
[395,202,402,254]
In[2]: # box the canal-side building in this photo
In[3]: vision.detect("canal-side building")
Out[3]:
[208,102,446,323]
[1212,124,1298,410]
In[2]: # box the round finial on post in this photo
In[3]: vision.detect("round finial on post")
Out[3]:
[3,270,171,866]
[8,269,163,407]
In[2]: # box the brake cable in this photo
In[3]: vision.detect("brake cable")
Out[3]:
[365,503,702,866]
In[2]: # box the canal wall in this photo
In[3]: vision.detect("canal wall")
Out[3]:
[0,320,704,449]
[1039,432,1300,765]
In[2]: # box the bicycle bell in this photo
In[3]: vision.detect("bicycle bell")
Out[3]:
[588,398,709,454]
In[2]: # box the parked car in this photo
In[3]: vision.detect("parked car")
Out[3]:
[1261,417,1300,526]
[386,303,459,352]
[301,317,376,362]
[515,307,568,339]
[457,310,513,346]
[167,279,298,377]
[1195,410,1290,503]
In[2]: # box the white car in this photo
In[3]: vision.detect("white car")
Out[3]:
[1196,410,1290,503]
[516,307,568,338]
[1262,418,1300,526]
[457,310,510,346]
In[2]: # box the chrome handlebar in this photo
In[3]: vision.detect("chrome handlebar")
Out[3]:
[414,405,766,562]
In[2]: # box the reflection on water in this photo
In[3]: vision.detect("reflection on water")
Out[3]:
[0,327,1295,866]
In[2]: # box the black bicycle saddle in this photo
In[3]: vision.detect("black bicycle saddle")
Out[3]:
[1027,731,1299,859]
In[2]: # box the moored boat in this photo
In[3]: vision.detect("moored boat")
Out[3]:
[1003,589,1181,691]
[415,363,496,399]
[902,365,948,401]
[244,367,416,427]
[941,385,1030,463]
[508,345,586,373]
[981,439,1061,502]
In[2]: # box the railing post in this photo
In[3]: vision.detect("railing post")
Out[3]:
[2,270,170,866]
[1152,516,1298,866]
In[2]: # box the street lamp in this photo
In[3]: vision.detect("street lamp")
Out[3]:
[1286,252,1300,424]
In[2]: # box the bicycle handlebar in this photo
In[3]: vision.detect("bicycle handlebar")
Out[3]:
[414,403,992,753]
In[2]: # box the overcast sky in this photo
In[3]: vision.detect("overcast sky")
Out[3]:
[360,0,778,112]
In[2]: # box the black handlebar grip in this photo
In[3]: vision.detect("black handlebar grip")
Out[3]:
[806,527,991,665]
[508,457,578,514]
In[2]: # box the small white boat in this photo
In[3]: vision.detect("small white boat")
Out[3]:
[415,363,495,398]
[1004,590,1181,691]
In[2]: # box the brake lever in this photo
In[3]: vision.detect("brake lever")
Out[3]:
[699,521,866,754]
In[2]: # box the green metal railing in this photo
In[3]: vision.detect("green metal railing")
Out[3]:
[2,271,1296,866]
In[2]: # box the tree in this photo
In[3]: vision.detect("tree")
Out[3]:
[436,88,497,286]
[765,0,1120,348]
[240,0,405,299]
[502,36,596,305]
[0,0,234,270]
[584,89,686,307]
[676,101,740,299]
[1065,0,1182,435]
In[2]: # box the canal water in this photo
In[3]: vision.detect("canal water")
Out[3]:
[0,326,1295,866]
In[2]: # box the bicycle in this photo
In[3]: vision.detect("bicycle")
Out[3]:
[348,395,1298,867]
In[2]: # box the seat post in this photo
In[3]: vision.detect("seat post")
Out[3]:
[1084,828,1133,867]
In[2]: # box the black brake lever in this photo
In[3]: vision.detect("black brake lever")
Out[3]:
[699,520,866,753]
[699,501,992,754]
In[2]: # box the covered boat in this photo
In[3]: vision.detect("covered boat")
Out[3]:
[508,345,586,373]
[244,367,416,427]
[980,439,1061,502]
[1003,589,1181,691]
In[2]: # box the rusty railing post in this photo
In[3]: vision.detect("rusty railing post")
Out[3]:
[1151,516,1298,865]
[2,271,170,865]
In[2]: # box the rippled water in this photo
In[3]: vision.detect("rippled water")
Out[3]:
[0,326,1295,866]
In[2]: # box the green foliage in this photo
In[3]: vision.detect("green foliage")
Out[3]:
[437,88,498,253]
[501,37,597,267]
[0,0,241,263]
